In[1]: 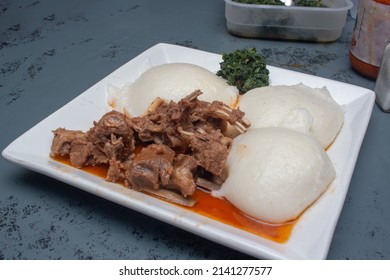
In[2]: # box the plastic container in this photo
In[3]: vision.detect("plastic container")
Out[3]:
[349,0,390,80]
[225,0,353,42]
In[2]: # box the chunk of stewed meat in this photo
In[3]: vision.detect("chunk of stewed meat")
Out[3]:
[50,128,85,158]
[126,144,175,191]
[189,130,232,177]
[168,154,198,197]
[88,110,134,142]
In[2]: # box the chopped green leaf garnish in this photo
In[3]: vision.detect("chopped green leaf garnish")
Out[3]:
[217,48,270,94]
[234,0,285,5]
[233,0,327,7]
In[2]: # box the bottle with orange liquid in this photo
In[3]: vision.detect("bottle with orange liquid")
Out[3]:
[349,0,390,80]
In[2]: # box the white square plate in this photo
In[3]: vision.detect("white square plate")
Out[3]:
[2,43,375,259]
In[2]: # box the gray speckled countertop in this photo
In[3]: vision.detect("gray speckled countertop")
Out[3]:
[1,0,389,260]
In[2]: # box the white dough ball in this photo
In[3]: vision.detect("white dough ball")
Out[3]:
[108,63,238,116]
[238,84,344,148]
[212,127,336,224]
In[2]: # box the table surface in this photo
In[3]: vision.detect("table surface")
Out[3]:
[1,0,389,260]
